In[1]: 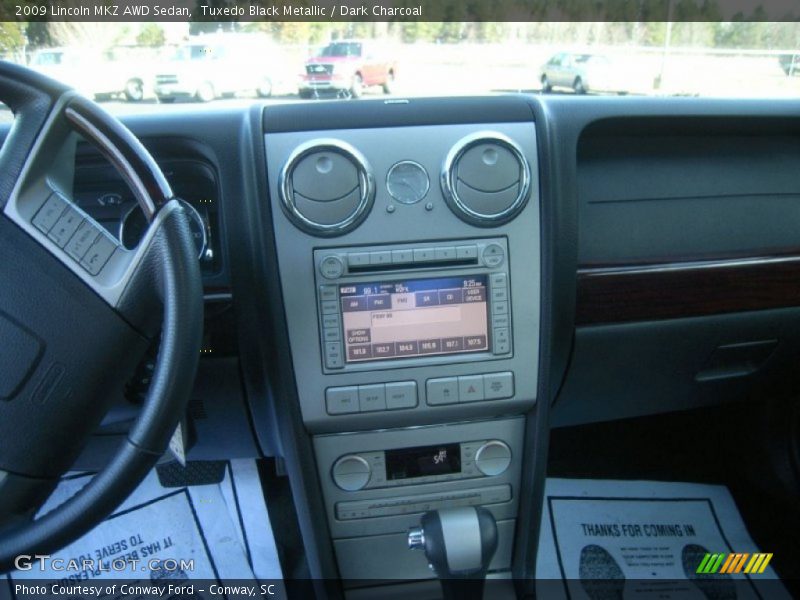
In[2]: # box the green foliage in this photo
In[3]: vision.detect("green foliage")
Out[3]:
[0,22,25,55]
[136,23,166,47]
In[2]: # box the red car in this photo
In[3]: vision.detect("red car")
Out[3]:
[299,40,397,98]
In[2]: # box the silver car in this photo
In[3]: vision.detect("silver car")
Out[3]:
[540,52,623,94]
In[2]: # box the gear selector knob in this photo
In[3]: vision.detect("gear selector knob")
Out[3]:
[408,506,498,600]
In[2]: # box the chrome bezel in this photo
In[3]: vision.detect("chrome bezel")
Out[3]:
[120,198,207,260]
[279,139,375,237]
[440,131,531,227]
[386,160,430,205]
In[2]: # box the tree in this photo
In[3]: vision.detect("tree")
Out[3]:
[137,24,166,47]
[0,22,26,56]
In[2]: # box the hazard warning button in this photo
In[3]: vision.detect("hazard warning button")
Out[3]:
[458,375,485,403]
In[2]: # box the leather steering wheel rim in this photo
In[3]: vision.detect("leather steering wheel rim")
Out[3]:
[0,62,203,571]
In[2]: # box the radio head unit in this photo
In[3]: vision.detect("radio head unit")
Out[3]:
[315,238,512,372]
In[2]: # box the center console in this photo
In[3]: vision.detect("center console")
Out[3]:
[264,117,540,583]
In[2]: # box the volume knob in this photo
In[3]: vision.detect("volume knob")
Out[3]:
[474,441,511,477]
[332,455,371,491]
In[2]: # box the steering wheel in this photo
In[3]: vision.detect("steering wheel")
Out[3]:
[0,62,203,571]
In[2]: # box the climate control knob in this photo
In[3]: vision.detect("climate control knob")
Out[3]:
[332,455,371,491]
[474,441,512,477]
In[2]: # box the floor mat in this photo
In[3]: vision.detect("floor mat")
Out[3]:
[5,459,282,591]
[536,478,790,599]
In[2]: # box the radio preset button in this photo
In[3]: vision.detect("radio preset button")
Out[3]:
[385,381,418,410]
[456,245,478,260]
[359,384,387,412]
[458,375,485,402]
[484,372,514,400]
[332,455,372,492]
[369,251,392,265]
[413,247,436,262]
[435,246,457,261]
[347,252,370,267]
[391,249,413,264]
[320,255,345,279]
[426,377,458,405]
[326,386,359,415]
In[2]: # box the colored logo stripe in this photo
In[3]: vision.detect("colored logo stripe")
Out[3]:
[697,553,773,574]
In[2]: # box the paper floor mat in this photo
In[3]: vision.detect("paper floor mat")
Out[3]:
[536,478,790,599]
[6,459,282,587]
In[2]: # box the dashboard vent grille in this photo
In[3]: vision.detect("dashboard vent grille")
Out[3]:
[441,132,531,227]
[279,139,375,236]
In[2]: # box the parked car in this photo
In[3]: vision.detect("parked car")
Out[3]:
[299,39,397,98]
[779,53,799,75]
[540,52,627,94]
[153,34,290,102]
[28,46,154,101]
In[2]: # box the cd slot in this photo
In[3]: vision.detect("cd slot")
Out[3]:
[349,257,478,274]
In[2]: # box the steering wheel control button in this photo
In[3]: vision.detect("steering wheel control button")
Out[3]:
[326,386,360,415]
[47,208,83,248]
[474,441,512,477]
[80,234,117,275]
[333,455,372,491]
[385,381,418,410]
[483,372,514,400]
[458,375,485,403]
[359,384,387,412]
[32,194,68,233]
[426,377,459,405]
[65,220,101,261]
[320,254,345,279]
[324,342,344,369]
[482,243,505,267]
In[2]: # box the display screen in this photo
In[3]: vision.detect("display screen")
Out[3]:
[386,444,462,480]
[339,275,489,363]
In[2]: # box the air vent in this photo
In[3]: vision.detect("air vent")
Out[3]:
[441,132,531,226]
[279,139,375,236]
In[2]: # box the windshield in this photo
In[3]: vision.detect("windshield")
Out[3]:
[319,42,363,57]
[1,20,800,123]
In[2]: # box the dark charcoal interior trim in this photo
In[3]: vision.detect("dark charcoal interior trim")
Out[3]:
[576,253,800,325]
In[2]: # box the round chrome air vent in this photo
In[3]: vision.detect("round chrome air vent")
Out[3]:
[279,139,375,236]
[441,132,531,226]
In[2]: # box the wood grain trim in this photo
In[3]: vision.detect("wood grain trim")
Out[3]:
[576,254,800,325]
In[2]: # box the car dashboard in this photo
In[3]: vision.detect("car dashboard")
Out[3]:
[4,94,800,589]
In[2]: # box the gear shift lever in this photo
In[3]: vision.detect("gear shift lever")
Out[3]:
[408,506,498,600]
